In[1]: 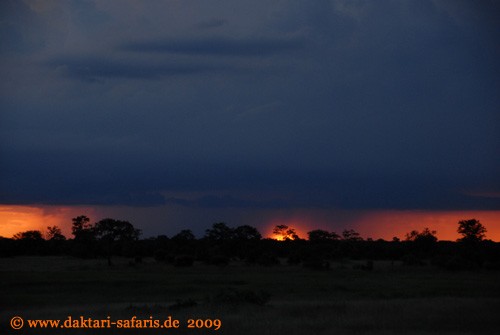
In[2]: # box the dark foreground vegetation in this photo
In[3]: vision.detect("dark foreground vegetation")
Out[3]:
[1,256,500,334]
[1,218,499,334]
[1,217,499,272]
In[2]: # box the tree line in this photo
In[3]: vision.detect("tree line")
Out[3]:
[1,217,498,271]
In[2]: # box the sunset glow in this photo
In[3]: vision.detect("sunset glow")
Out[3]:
[1,1,499,252]
[0,206,97,238]
[263,210,500,242]
[1,205,499,242]
[265,217,315,240]
[352,210,500,241]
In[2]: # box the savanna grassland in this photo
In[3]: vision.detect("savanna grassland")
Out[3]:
[1,256,500,334]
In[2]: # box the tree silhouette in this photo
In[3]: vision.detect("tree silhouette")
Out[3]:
[402,227,438,264]
[172,229,196,242]
[71,215,95,242]
[94,218,141,266]
[342,229,362,241]
[169,229,196,258]
[94,218,140,241]
[457,219,487,242]
[46,226,66,241]
[13,230,44,241]
[405,227,437,244]
[307,229,340,242]
[205,222,234,241]
[229,225,262,262]
[45,226,66,255]
[4,215,498,272]
[273,225,299,240]
[12,230,45,255]
[234,225,262,241]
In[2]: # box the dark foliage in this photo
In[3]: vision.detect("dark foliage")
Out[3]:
[3,217,498,275]
[273,224,299,240]
[209,255,230,267]
[308,229,340,242]
[168,299,198,310]
[457,219,487,243]
[209,288,271,306]
[401,254,426,266]
[174,254,194,267]
[303,256,330,270]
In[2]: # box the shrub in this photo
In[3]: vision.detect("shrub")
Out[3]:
[210,255,230,267]
[303,257,330,270]
[353,260,374,271]
[433,254,481,271]
[210,288,271,306]
[256,253,280,266]
[287,252,302,265]
[401,253,425,266]
[174,254,194,267]
[154,249,167,262]
[168,299,198,310]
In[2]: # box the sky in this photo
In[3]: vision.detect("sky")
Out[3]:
[1,0,499,240]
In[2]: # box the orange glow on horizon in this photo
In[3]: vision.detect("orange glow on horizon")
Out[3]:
[265,217,315,240]
[352,210,500,241]
[1,205,499,242]
[0,205,97,238]
[263,210,500,242]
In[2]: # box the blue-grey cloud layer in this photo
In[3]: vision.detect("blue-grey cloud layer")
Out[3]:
[1,0,499,211]
[47,56,227,80]
[120,37,305,56]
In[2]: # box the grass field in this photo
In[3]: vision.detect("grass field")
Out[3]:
[1,256,500,334]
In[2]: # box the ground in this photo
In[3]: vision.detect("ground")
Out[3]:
[1,256,500,334]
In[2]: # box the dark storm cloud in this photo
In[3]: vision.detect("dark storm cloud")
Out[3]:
[1,144,497,210]
[0,0,46,54]
[120,37,306,57]
[45,36,305,81]
[195,19,228,30]
[46,57,227,80]
[0,147,166,206]
[163,177,500,211]
[165,195,289,209]
[1,0,499,212]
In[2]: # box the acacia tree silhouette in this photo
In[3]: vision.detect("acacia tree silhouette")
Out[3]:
[273,225,299,240]
[46,226,66,241]
[308,229,340,242]
[71,215,94,243]
[12,230,44,255]
[342,229,362,241]
[205,222,234,241]
[172,229,196,241]
[405,228,438,244]
[94,218,141,266]
[403,228,438,261]
[13,230,43,241]
[234,225,262,241]
[457,219,487,242]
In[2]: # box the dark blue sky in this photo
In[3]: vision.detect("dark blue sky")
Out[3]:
[1,0,499,236]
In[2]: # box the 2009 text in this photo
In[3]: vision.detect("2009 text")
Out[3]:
[10,315,222,331]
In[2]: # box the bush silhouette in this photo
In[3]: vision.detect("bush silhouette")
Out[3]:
[210,288,271,306]
[303,256,330,270]
[174,254,194,267]
[457,219,487,242]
